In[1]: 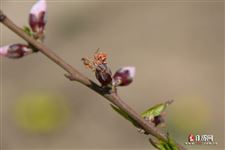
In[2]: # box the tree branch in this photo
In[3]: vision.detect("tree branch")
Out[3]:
[0,10,186,150]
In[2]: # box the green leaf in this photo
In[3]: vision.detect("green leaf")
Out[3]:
[23,26,33,37]
[157,144,167,150]
[162,142,172,150]
[141,100,173,120]
[110,104,139,128]
[167,134,179,150]
[150,140,176,150]
[149,134,179,150]
[149,138,168,150]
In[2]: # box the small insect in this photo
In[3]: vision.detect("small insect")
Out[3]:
[94,50,107,65]
[82,48,108,71]
[82,49,112,86]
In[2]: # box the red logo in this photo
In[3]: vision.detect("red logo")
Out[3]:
[188,134,195,142]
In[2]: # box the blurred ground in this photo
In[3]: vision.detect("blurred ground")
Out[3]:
[0,0,224,150]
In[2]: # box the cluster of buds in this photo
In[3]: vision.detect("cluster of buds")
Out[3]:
[0,0,47,59]
[82,49,135,90]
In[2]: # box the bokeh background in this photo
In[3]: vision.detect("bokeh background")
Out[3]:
[0,0,224,150]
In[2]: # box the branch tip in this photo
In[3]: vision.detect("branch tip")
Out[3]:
[0,10,6,22]
[64,73,77,81]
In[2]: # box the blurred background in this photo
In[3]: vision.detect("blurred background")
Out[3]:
[0,0,224,149]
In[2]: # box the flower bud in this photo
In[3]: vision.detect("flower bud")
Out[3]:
[29,0,47,33]
[0,44,32,59]
[95,64,112,86]
[151,115,165,127]
[113,66,135,86]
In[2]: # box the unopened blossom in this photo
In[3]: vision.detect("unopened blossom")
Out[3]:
[0,44,33,59]
[113,66,135,86]
[151,114,165,127]
[29,0,47,34]
[95,64,112,86]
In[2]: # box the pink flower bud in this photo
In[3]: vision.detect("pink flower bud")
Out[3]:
[0,45,8,56]
[0,44,33,59]
[113,66,135,86]
[29,0,47,33]
[95,64,112,86]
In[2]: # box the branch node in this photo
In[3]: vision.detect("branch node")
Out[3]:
[64,73,77,81]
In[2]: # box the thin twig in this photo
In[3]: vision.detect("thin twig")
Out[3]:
[0,10,186,150]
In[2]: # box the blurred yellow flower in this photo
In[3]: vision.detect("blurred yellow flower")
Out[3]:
[168,96,212,132]
[14,92,70,133]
